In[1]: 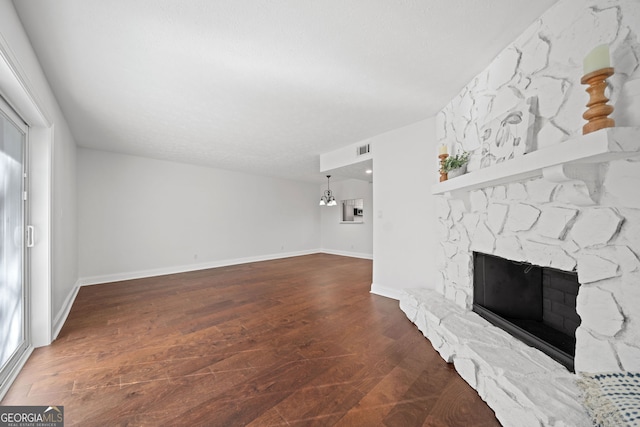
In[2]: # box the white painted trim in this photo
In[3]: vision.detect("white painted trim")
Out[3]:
[370,283,404,300]
[0,34,52,126]
[52,280,80,341]
[319,249,373,260]
[0,346,33,401]
[79,249,322,286]
[0,31,53,349]
[27,125,52,348]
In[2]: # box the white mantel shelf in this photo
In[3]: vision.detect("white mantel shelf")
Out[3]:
[432,127,640,195]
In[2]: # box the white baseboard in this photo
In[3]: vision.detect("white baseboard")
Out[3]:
[78,249,322,286]
[320,249,373,260]
[52,279,81,341]
[370,283,405,300]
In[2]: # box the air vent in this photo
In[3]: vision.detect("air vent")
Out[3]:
[357,144,371,156]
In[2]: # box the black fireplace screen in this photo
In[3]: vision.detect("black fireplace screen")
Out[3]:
[472,252,580,371]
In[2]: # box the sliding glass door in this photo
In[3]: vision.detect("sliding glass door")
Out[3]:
[0,98,28,388]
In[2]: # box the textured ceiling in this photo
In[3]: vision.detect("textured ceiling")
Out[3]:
[13,0,557,183]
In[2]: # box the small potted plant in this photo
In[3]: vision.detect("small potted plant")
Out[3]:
[441,151,470,179]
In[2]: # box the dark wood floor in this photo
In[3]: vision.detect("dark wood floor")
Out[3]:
[2,254,499,426]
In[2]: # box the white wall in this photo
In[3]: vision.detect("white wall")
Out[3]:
[371,118,438,300]
[0,0,78,345]
[78,148,321,283]
[320,178,373,258]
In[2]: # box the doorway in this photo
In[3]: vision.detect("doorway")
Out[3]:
[0,96,29,389]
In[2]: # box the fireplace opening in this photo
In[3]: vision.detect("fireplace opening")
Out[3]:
[472,252,580,372]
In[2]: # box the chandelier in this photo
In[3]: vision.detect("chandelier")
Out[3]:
[319,175,337,206]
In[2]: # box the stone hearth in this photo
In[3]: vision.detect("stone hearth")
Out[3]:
[402,126,640,425]
[400,289,590,426]
[400,1,640,425]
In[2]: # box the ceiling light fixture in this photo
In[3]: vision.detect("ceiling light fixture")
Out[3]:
[365,169,373,174]
[319,175,337,206]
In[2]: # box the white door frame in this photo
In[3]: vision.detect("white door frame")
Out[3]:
[0,41,53,351]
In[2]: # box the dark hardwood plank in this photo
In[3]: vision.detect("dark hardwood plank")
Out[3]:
[2,254,500,426]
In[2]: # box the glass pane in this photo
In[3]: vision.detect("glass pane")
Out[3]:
[0,111,25,371]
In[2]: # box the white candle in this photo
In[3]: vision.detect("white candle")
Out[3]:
[583,44,610,75]
[438,145,448,155]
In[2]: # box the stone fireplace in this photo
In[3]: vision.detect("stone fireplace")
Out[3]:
[398,1,640,424]
[401,129,640,425]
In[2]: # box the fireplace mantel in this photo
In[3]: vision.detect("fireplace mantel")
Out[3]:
[432,127,640,196]
[419,125,640,426]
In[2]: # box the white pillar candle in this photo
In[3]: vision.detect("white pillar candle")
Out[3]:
[438,144,448,155]
[583,44,610,75]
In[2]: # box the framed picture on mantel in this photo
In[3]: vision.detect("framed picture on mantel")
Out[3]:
[478,97,536,169]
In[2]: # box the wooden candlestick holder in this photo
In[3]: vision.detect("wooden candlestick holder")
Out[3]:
[439,154,449,182]
[581,67,615,135]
